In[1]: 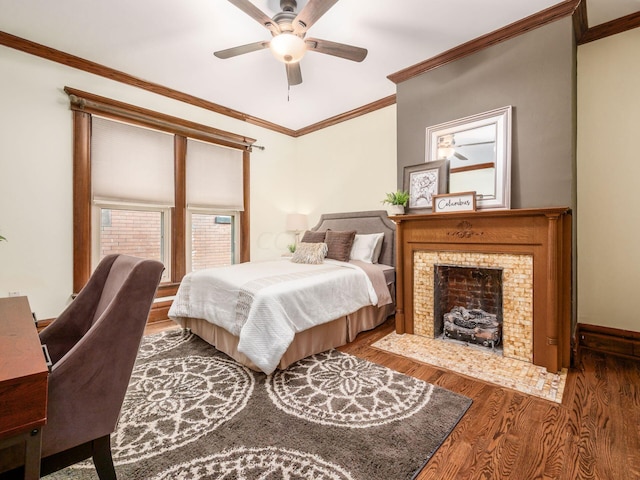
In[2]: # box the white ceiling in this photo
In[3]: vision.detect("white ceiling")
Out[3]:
[1,0,637,131]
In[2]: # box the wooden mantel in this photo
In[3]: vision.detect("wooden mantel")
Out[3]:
[391,207,572,372]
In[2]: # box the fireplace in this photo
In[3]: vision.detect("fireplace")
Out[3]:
[415,251,532,362]
[434,265,503,350]
[391,208,572,372]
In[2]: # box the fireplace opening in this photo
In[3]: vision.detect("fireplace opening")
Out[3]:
[434,265,503,351]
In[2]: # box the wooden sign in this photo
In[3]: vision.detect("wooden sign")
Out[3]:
[432,191,477,213]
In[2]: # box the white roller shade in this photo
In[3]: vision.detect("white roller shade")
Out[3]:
[91,117,175,205]
[186,138,243,210]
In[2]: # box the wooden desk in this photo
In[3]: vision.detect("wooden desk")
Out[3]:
[0,296,48,479]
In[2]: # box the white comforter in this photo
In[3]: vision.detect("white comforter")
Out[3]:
[168,258,383,373]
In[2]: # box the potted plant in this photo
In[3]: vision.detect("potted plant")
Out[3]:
[382,190,410,215]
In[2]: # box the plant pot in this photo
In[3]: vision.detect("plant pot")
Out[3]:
[388,205,405,215]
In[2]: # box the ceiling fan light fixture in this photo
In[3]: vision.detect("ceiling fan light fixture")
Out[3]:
[270,33,306,63]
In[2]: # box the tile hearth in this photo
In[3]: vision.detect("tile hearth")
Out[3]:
[372,332,567,403]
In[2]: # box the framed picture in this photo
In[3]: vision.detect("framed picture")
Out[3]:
[403,160,449,214]
[432,191,477,213]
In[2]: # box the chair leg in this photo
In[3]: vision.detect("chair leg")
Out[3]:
[92,435,117,480]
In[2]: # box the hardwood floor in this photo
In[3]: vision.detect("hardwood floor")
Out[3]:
[144,319,178,336]
[338,318,640,480]
[147,318,640,479]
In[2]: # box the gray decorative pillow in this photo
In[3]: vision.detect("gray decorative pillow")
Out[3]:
[300,230,326,243]
[291,242,328,264]
[325,230,357,262]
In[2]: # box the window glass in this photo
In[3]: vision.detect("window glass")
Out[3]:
[190,212,236,271]
[99,207,169,280]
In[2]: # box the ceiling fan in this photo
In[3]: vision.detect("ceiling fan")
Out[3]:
[214,0,368,87]
[438,134,496,161]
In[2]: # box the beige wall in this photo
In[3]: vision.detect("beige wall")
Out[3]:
[0,45,397,318]
[577,28,640,332]
[292,106,398,227]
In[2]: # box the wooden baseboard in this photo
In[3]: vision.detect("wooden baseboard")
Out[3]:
[577,323,640,360]
[148,300,172,323]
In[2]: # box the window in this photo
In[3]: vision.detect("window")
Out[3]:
[68,87,254,295]
[185,138,243,272]
[91,117,175,280]
[188,211,238,271]
[95,204,171,281]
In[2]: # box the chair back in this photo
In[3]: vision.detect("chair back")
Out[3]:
[38,254,164,458]
[91,255,155,325]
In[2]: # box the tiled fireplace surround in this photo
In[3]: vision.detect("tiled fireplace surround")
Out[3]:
[392,208,572,373]
[415,251,533,363]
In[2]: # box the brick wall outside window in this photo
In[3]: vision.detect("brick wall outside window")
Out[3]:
[100,209,232,273]
[191,213,232,270]
[100,209,163,262]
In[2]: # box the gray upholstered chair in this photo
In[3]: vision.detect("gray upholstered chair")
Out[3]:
[36,254,164,479]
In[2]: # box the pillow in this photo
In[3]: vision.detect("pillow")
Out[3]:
[371,233,385,264]
[300,230,326,243]
[291,242,328,264]
[349,233,385,264]
[324,230,357,262]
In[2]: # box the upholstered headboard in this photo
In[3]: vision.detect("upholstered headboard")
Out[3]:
[310,210,396,267]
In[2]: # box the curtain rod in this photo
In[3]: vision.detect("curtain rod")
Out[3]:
[67,92,264,151]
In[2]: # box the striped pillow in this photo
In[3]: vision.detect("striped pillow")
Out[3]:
[300,230,326,243]
[325,230,357,262]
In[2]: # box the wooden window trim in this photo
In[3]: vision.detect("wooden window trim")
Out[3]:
[449,162,496,174]
[70,90,252,293]
[72,111,92,293]
[173,135,188,281]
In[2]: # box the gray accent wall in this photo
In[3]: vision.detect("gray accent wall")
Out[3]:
[396,17,576,209]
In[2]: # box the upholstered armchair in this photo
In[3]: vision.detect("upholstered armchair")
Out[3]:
[36,254,164,479]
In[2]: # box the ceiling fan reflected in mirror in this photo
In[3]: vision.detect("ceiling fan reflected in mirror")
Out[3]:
[214,0,368,87]
[437,133,496,161]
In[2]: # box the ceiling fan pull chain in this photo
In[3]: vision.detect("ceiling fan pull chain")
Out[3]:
[288,84,290,102]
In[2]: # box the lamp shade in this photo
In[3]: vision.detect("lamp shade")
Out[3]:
[286,213,308,232]
[270,33,306,63]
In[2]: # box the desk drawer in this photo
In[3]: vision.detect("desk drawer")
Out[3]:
[0,373,47,438]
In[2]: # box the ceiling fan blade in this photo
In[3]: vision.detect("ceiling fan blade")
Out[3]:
[457,141,495,147]
[292,0,339,34]
[454,152,469,160]
[214,41,270,59]
[305,38,367,62]
[227,0,280,34]
[286,62,302,86]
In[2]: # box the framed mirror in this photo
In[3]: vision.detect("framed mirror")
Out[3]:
[426,106,512,209]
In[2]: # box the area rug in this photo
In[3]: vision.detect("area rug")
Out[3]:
[373,332,567,403]
[47,330,471,479]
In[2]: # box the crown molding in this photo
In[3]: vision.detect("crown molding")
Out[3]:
[0,31,295,136]
[577,10,640,44]
[573,0,589,42]
[387,0,581,85]
[294,95,396,137]
[0,29,394,137]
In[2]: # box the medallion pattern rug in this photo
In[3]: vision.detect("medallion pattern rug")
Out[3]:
[47,330,471,480]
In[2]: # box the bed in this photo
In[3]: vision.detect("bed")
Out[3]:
[168,210,396,374]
